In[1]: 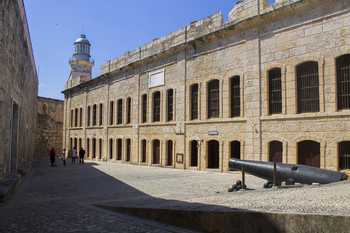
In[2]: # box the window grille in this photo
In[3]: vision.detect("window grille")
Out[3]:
[297,62,320,113]
[268,68,282,114]
[337,55,350,110]
[208,80,220,118]
[230,76,241,117]
[190,84,199,120]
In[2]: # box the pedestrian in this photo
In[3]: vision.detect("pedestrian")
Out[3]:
[49,148,56,167]
[62,148,66,166]
[79,147,85,164]
[72,147,77,164]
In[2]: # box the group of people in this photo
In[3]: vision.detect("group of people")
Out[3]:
[49,147,86,167]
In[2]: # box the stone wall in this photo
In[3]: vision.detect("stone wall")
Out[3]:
[0,0,38,178]
[34,97,64,160]
[63,0,350,172]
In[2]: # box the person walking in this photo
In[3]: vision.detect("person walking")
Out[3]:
[61,149,66,166]
[72,147,77,164]
[49,148,56,167]
[79,147,85,164]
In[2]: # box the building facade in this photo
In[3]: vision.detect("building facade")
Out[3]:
[34,97,64,160]
[63,0,350,172]
[0,0,38,178]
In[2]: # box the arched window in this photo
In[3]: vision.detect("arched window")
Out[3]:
[79,108,83,127]
[74,108,78,127]
[116,139,122,160]
[117,99,123,125]
[126,97,132,124]
[269,141,282,163]
[166,140,173,166]
[142,94,148,123]
[190,140,198,167]
[126,139,131,162]
[339,141,350,170]
[87,106,91,126]
[230,141,241,159]
[109,138,113,159]
[99,103,103,125]
[297,140,320,168]
[152,139,160,164]
[296,62,320,113]
[268,68,282,114]
[92,104,97,126]
[230,76,240,117]
[152,91,161,122]
[141,139,147,163]
[167,89,174,121]
[207,140,219,169]
[207,80,220,118]
[190,84,199,120]
[109,101,114,125]
[336,54,350,110]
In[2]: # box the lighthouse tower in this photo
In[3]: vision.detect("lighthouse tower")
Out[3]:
[66,34,94,89]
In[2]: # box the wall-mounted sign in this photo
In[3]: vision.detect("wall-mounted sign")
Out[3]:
[208,130,219,136]
[176,153,184,164]
[148,68,165,88]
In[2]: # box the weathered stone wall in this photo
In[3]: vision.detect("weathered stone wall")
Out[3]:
[63,0,350,172]
[0,0,38,178]
[34,97,64,160]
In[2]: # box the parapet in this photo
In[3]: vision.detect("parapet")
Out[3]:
[101,12,223,74]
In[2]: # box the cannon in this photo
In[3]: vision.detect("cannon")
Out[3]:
[229,158,348,187]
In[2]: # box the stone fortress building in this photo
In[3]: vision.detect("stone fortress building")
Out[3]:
[0,0,38,179]
[63,0,350,172]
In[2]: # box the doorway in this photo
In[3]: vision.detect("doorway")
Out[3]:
[207,140,219,169]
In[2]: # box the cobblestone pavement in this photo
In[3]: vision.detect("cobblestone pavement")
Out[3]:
[0,161,200,233]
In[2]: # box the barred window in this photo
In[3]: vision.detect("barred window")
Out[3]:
[296,61,320,113]
[126,97,131,124]
[117,99,123,125]
[109,101,114,125]
[190,84,199,120]
[142,94,147,123]
[99,103,103,125]
[87,106,91,126]
[230,76,240,117]
[268,68,282,114]
[336,54,350,110]
[167,89,174,121]
[92,104,97,126]
[207,79,220,118]
[152,91,161,122]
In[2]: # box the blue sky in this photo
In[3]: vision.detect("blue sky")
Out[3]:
[25,0,275,100]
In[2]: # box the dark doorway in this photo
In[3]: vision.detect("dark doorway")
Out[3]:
[152,140,160,165]
[339,141,350,170]
[207,140,219,169]
[109,139,113,159]
[141,140,147,163]
[166,140,173,166]
[92,138,96,159]
[298,140,320,168]
[230,141,241,159]
[190,141,198,167]
[269,141,283,163]
[10,102,19,176]
[117,139,122,160]
[99,139,102,159]
[126,139,131,162]
[74,138,78,150]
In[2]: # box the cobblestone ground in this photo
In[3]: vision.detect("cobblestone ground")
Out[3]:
[0,161,200,233]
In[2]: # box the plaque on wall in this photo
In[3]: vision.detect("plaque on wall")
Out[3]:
[148,68,165,88]
[176,153,184,164]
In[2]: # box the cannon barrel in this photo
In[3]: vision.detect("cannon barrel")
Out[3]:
[229,159,348,185]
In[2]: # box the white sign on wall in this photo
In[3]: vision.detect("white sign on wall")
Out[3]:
[148,68,165,88]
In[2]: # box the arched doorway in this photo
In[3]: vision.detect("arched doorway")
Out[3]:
[207,140,219,169]
[116,139,122,160]
[190,140,198,167]
[297,140,320,168]
[166,140,173,166]
[230,141,241,159]
[152,140,160,165]
[141,139,147,163]
[269,141,283,163]
[339,141,350,170]
[126,139,131,162]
